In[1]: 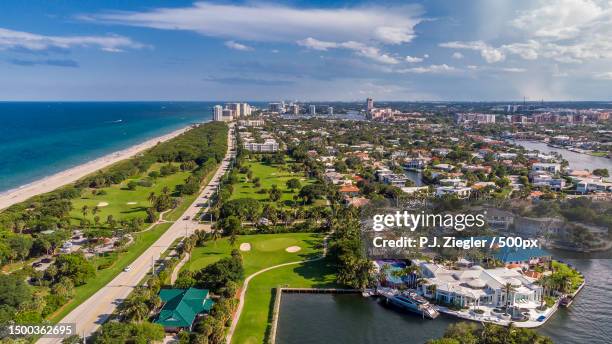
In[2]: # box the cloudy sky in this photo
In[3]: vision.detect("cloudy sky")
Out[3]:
[2,0,612,101]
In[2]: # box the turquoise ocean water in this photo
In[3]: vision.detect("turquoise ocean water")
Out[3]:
[0,102,225,193]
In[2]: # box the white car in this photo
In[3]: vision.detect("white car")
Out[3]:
[124,265,132,272]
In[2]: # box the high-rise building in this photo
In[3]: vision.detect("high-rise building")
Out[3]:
[291,104,300,115]
[222,109,235,121]
[239,103,252,117]
[269,102,284,113]
[367,97,374,111]
[327,106,334,115]
[309,105,316,115]
[213,105,223,121]
[225,103,240,117]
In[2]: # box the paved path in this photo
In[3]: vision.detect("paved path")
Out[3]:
[38,124,235,344]
[225,233,330,344]
[170,252,190,284]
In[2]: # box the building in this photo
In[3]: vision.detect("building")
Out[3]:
[531,163,561,174]
[154,288,214,332]
[577,179,612,193]
[290,104,300,115]
[222,109,235,121]
[367,97,374,111]
[237,119,264,127]
[419,263,543,310]
[225,103,240,117]
[455,113,496,125]
[243,138,279,152]
[213,105,223,122]
[531,173,566,189]
[239,103,252,117]
[309,105,316,115]
[435,185,471,198]
[327,106,334,115]
[269,102,284,113]
[405,157,430,170]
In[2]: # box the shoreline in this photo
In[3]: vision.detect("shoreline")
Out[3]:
[0,125,196,211]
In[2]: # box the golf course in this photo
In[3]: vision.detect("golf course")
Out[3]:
[180,232,338,343]
[230,159,318,207]
[70,162,190,224]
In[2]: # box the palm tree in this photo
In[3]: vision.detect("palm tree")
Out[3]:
[148,192,157,205]
[119,295,149,322]
[81,205,89,218]
[211,226,221,245]
[502,282,517,314]
[92,206,100,216]
[378,263,391,286]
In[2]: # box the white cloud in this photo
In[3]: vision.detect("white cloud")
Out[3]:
[297,37,338,51]
[445,1,612,65]
[0,27,144,52]
[405,55,425,63]
[297,38,400,64]
[465,65,526,73]
[452,52,463,59]
[224,40,253,51]
[397,64,457,74]
[594,72,612,80]
[86,2,423,45]
[439,41,505,63]
[511,0,603,40]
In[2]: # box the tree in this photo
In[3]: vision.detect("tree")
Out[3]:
[119,294,149,322]
[502,282,517,314]
[593,168,609,177]
[51,253,95,286]
[428,321,552,344]
[268,185,282,202]
[0,274,32,308]
[81,205,89,217]
[286,178,301,191]
[62,335,83,344]
[127,180,138,190]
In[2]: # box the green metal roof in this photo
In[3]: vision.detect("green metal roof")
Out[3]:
[155,288,213,328]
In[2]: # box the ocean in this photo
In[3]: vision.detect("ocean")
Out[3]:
[0,102,225,193]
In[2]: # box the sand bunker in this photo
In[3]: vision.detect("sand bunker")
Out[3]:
[286,246,301,253]
[126,202,137,205]
[97,202,109,207]
[240,243,251,252]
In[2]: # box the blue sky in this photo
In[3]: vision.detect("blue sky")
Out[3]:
[1,0,612,101]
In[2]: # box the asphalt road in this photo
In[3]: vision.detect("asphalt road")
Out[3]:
[37,124,235,343]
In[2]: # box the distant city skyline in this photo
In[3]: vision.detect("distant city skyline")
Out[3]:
[2,0,612,101]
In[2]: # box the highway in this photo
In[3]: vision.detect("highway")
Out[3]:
[37,124,235,343]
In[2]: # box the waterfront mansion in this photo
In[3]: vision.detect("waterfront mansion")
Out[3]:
[418,262,543,309]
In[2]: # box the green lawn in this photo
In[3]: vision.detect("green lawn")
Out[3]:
[70,163,190,223]
[230,160,315,207]
[180,232,337,344]
[48,222,173,322]
[183,233,325,276]
[231,258,338,344]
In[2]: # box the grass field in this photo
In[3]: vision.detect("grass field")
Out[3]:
[230,160,315,207]
[70,163,190,223]
[180,232,336,344]
[182,233,325,276]
[48,222,173,322]
[231,259,338,344]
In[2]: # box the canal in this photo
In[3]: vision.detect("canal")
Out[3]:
[277,259,612,343]
[277,144,611,344]
[512,140,612,171]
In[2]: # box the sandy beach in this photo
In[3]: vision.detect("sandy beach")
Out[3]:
[0,125,194,211]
